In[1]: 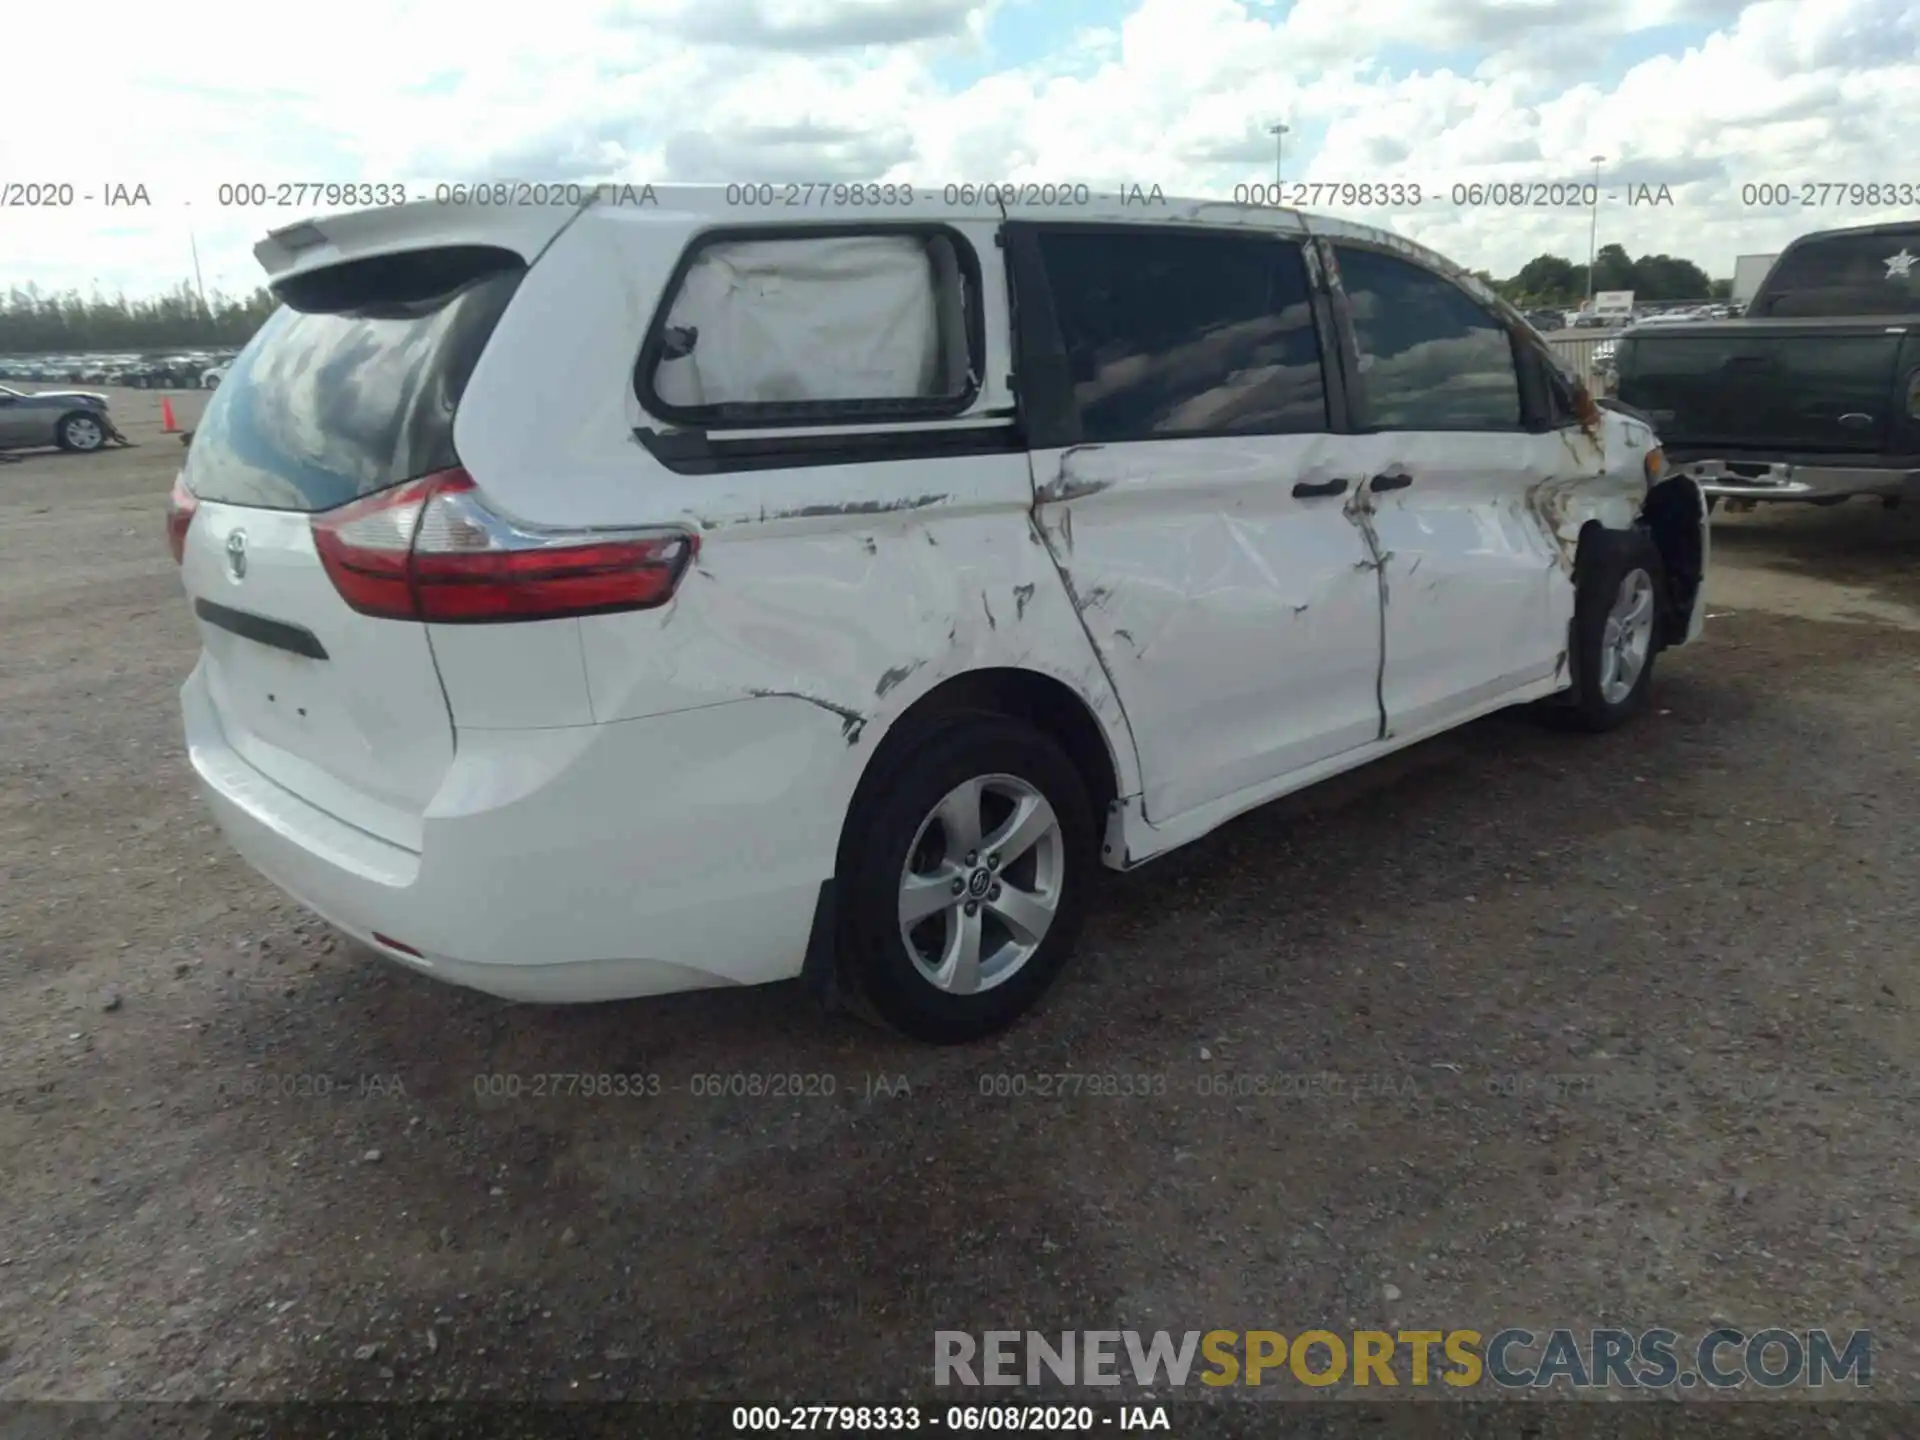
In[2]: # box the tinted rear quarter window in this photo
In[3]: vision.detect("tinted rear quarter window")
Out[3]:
[1333,246,1521,430]
[1034,228,1328,441]
[185,246,524,512]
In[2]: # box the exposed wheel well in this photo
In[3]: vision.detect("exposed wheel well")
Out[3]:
[839,668,1122,867]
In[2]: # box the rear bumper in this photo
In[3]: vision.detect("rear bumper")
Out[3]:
[182,659,847,1003]
[1673,458,1917,501]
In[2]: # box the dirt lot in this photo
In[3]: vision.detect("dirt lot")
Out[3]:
[2,387,1918,1412]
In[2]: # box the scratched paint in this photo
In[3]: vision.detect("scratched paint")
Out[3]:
[875,660,926,697]
[745,688,868,743]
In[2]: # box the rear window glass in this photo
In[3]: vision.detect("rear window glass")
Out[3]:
[638,231,982,426]
[184,247,523,512]
[1753,229,1920,316]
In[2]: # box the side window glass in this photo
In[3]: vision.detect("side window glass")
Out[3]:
[640,232,979,425]
[1333,246,1522,431]
[1034,229,1328,441]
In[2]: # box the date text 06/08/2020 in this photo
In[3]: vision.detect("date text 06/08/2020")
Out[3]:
[17,177,1916,210]
[208,182,663,209]
[196,179,1649,212]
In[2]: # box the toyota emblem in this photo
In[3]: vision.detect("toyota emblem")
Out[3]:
[226,530,247,580]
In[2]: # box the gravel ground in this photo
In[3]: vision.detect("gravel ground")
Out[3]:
[2,388,1917,1413]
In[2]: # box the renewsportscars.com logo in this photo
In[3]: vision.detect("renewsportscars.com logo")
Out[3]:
[934,1328,1871,1391]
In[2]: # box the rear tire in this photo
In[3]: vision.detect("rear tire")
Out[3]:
[1560,528,1665,732]
[837,714,1096,1044]
[56,412,106,453]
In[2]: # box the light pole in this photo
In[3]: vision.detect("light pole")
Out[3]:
[1270,123,1290,188]
[189,228,210,319]
[1585,154,1604,310]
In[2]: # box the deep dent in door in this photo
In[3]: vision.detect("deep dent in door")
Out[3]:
[1025,377,1642,779]
[1026,431,1621,713]
[1031,436,1371,655]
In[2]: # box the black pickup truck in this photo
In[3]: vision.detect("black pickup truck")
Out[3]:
[1614,219,1920,507]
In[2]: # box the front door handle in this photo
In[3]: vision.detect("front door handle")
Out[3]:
[1838,412,1874,428]
[1292,478,1349,498]
[1370,472,1413,491]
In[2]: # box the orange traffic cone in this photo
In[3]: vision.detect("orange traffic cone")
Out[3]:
[161,397,177,433]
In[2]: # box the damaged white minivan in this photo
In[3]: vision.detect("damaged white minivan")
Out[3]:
[169,189,1709,1042]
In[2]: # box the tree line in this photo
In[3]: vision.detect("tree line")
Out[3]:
[1468,244,1724,308]
[0,281,278,355]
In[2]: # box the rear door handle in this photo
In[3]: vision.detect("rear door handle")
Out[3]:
[1291,478,1349,498]
[1370,472,1413,491]
[1838,412,1874,428]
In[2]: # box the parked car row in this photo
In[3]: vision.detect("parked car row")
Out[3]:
[1529,303,1743,334]
[0,352,241,389]
[1631,304,1740,324]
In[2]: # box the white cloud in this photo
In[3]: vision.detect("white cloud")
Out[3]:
[0,0,1914,308]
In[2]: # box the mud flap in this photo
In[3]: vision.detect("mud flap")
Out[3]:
[1553,522,1612,707]
[799,878,843,1011]
[1641,477,1708,648]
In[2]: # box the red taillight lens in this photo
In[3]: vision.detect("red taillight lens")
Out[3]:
[310,477,428,620]
[166,472,199,564]
[310,468,697,623]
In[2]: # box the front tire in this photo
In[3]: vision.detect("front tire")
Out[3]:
[1563,528,1665,732]
[838,715,1097,1043]
[56,412,107,453]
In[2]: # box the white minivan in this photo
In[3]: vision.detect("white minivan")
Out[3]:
[169,188,1709,1042]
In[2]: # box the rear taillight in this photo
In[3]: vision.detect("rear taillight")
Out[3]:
[310,468,697,623]
[166,472,198,564]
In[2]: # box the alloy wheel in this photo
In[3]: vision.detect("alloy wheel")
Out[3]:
[897,773,1065,995]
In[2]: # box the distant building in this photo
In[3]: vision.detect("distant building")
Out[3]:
[1732,253,1779,306]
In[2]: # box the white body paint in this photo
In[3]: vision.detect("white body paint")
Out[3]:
[179,189,1705,1003]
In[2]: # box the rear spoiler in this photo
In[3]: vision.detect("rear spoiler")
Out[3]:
[254,194,598,287]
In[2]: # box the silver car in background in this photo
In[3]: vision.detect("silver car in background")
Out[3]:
[0,384,118,453]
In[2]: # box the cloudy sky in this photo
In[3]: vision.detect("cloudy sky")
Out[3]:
[0,0,1914,302]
